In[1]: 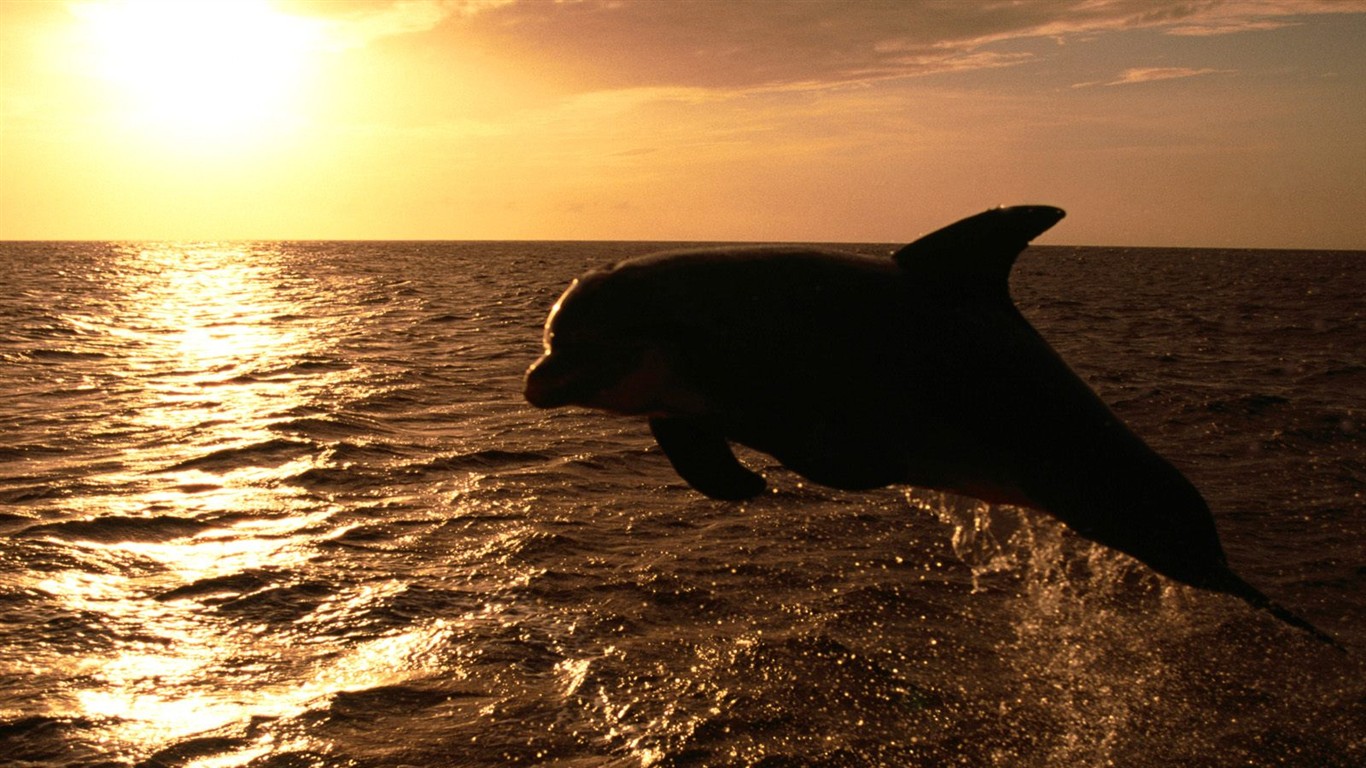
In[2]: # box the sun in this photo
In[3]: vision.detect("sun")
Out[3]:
[73,0,326,148]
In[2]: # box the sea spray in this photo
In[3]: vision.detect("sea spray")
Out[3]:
[910,489,1185,766]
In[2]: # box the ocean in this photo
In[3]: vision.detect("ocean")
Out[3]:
[0,240,1362,767]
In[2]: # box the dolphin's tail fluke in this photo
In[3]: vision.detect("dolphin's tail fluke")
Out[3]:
[1208,569,1345,652]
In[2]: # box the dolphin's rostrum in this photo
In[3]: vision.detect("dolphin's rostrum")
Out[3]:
[525,206,1340,648]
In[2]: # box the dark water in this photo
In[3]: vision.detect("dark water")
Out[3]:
[0,241,1362,767]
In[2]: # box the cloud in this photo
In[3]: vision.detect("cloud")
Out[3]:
[288,0,1366,89]
[1074,66,1234,88]
[1163,18,1302,36]
[280,0,513,48]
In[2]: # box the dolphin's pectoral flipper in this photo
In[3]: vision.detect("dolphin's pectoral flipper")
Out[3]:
[649,417,766,500]
[892,205,1065,296]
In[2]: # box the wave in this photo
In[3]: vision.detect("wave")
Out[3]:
[230,357,355,383]
[1316,363,1366,378]
[348,387,431,415]
[273,414,396,442]
[15,514,210,543]
[0,715,106,763]
[156,571,272,603]
[417,449,550,473]
[1203,392,1291,416]
[210,579,336,623]
[164,438,315,472]
[0,484,70,505]
[283,465,387,493]
[13,348,112,362]
[0,471,132,505]
[137,736,258,768]
[329,684,476,716]
[0,441,66,463]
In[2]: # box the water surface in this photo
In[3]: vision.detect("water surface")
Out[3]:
[1,241,1362,766]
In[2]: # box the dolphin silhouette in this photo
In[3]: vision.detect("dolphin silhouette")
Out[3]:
[525,205,1339,647]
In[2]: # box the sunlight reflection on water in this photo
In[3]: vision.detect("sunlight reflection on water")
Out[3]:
[9,243,446,762]
[117,244,317,464]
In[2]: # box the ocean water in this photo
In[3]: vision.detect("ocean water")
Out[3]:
[0,240,1362,768]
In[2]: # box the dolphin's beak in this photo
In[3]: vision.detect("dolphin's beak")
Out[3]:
[524,354,586,409]
[523,356,560,408]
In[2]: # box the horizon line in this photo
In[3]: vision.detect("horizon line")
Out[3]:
[3,238,1364,253]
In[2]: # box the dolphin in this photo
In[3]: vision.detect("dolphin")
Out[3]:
[524,205,1339,647]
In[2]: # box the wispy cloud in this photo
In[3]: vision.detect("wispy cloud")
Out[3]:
[290,0,513,48]
[274,0,1366,109]
[1074,66,1234,88]
[297,0,1366,90]
[1163,18,1303,36]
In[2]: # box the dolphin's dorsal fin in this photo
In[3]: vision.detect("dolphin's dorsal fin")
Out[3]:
[892,206,1065,294]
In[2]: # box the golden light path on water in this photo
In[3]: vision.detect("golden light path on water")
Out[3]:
[19,244,457,763]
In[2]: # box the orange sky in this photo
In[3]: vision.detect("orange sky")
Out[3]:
[2,0,1364,247]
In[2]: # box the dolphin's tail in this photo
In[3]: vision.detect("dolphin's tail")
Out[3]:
[1206,568,1345,652]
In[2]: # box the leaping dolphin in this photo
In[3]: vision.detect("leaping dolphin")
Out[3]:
[524,205,1339,647]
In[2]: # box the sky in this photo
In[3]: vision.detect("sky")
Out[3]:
[2,0,1364,247]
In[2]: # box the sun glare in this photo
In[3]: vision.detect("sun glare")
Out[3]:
[72,0,326,147]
